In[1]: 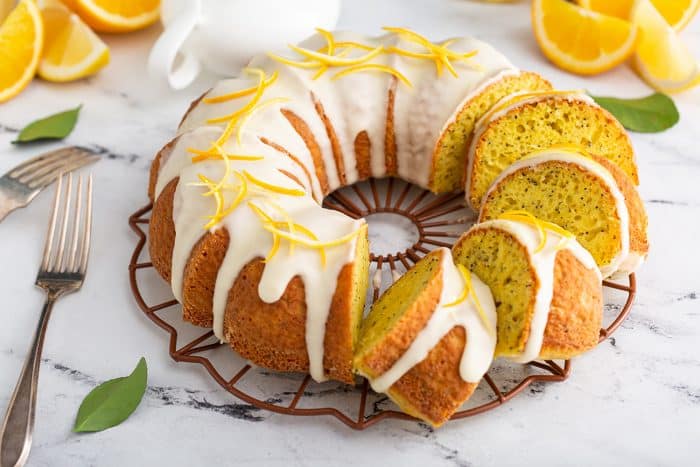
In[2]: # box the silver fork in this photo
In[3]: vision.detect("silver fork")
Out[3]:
[0,173,93,467]
[0,147,99,223]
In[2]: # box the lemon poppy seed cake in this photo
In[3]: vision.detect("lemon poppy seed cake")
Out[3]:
[452,217,603,361]
[479,149,649,278]
[464,91,639,209]
[353,248,497,426]
[147,26,644,418]
[148,28,555,384]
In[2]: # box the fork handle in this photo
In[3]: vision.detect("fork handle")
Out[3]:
[0,293,56,467]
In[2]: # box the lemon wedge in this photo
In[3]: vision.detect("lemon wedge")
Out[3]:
[631,0,700,93]
[0,0,43,103]
[37,1,109,82]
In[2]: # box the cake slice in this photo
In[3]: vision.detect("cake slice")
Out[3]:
[452,217,603,361]
[429,71,552,193]
[479,148,648,278]
[354,248,497,427]
[464,91,639,209]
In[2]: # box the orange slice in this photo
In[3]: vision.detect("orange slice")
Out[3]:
[62,0,160,33]
[577,0,699,31]
[532,0,638,75]
[38,0,110,82]
[0,0,43,103]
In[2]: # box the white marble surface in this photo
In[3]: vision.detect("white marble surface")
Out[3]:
[1,0,699,465]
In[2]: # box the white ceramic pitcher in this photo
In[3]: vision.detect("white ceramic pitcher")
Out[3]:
[148,0,342,89]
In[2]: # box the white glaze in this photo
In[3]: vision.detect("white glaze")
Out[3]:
[369,248,497,393]
[464,92,599,209]
[470,219,600,363]
[480,150,632,278]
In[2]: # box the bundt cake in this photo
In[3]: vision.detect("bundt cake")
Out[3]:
[464,91,639,209]
[452,216,603,361]
[479,148,648,278]
[149,28,553,384]
[146,26,645,422]
[353,248,497,426]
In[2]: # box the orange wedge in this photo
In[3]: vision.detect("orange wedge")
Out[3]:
[0,0,43,103]
[532,0,638,75]
[61,0,160,33]
[38,0,109,82]
[631,0,700,93]
[577,0,699,31]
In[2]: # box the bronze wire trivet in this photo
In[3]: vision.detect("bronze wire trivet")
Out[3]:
[128,177,636,430]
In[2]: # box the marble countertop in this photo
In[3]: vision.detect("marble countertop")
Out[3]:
[1,0,699,465]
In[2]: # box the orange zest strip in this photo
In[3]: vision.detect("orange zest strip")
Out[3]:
[242,170,306,196]
[444,264,495,334]
[498,210,575,252]
[382,26,480,77]
[287,43,384,66]
[187,148,264,163]
[332,64,413,87]
[203,70,279,104]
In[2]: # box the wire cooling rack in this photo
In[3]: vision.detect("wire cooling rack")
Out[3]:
[128,178,636,429]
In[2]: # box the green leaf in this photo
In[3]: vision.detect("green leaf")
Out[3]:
[590,92,679,133]
[73,357,147,433]
[12,105,82,144]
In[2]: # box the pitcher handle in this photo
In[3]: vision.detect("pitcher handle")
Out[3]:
[148,1,202,90]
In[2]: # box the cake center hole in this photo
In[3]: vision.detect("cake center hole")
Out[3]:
[364,212,420,258]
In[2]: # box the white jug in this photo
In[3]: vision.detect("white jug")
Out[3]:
[148,0,341,89]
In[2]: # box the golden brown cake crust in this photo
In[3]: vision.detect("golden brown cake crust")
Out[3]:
[591,155,649,260]
[312,91,347,186]
[281,108,330,195]
[149,178,177,282]
[182,229,229,328]
[178,91,207,129]
[354,251,478,426]
[540,249,603,359]
[148,167,361,382]
[354,131,372,180]
[384,78,398,176]
[222,257,358,384]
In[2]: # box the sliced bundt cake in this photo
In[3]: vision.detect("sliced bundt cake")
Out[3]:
[149,28,567,384]
[464,91,639,209]
[452,217,603,361]
[354,248,497,426]
[479,148,649,278]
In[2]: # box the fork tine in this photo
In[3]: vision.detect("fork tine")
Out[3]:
[53,173,73,273]
[67,176,84,272]
[79,175,93,274]
[9,147,87,179]
[24,152,99,189]
[41,175,63,272]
